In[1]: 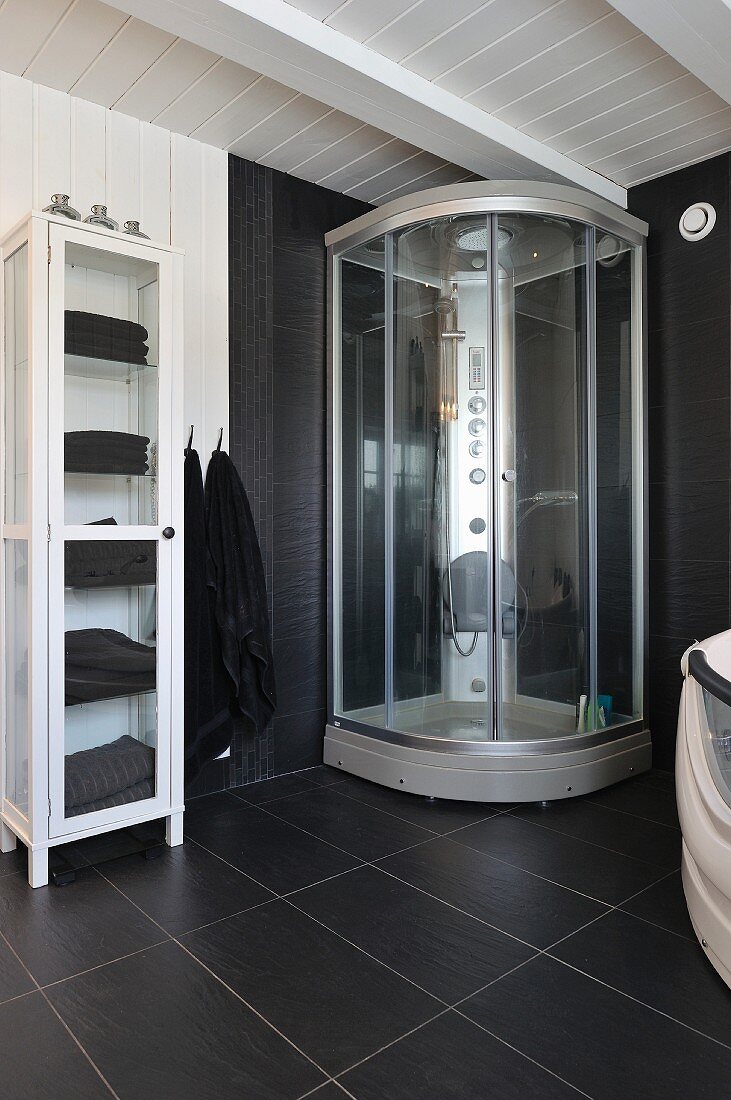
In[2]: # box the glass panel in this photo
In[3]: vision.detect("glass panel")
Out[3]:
[702,687,731,808]
[596,234,641,726]
[3,244,29,524]
[63,242,159,525]
[64,540,157,819]
[4,540,29,814]
[497,215,589,740]
[338,247,386,725]
[392,216,491,740]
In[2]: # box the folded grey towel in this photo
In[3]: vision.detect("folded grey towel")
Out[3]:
[66,777,154,817]
[65,734,155,811]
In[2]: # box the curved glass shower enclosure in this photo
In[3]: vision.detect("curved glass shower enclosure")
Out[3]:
[326,183,650,801]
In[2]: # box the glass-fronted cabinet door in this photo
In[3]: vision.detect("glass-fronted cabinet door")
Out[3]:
[46,224,176,836]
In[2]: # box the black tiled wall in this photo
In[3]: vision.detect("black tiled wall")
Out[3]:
[193,159,370,793]
[629,153,731,771]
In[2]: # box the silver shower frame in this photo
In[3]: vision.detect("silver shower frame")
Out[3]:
[325,181,650,802]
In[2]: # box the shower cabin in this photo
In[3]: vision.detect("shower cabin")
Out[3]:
[325,182,650,802]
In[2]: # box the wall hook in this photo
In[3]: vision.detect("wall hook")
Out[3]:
[186,425,194,453]
[216,427,224,452]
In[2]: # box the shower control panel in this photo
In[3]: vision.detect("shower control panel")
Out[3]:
[469,347,485,389]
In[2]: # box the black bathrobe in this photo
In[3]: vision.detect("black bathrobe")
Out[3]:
[184,447,234,782]
[204,448,276,738]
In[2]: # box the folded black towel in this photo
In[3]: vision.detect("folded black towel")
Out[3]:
[65,734,155,811]
[65,431,150,452]
[65,310,149,343]
[65,628,156,706]
[65,535,156,589]
[65,339,149,366]
[65,459,149,475]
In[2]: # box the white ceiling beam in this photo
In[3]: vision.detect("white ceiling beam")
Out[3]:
[107,0,627,206]
[605,0,731,105]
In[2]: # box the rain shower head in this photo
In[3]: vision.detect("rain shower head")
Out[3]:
[452,224,514,252]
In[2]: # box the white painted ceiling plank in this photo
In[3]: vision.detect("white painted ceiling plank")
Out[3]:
[616,128,731,185]
[590,106,731,173]
[316,137,422,190]
[344,149,445,200]
[24,0,128,91]
[258,109,362,172]
[433,0,612,98]
[107,0,627,203]
[579,90,729,164]
[469,11,637,115]
[366,0,488,63]
[283,0,343,19]
[604,0,731,105]
[0,0,71,76]
[192,76,299,147]
[293,124,396,180]
[552,71,709,152]
[326,0,419,43]
[114,37,219,120]
[71,19,175,108]
[405,0,562,83]
[228,93,331,160]
[523,53,685,140]
[373,161,476,203]
[504,34,664,130]
[154,57,259,134]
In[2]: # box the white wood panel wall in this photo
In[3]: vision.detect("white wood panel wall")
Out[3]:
[0,70,229,462]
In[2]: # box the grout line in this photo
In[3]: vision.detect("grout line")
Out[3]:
[505,808,680,869]
[282,894,448,1008]
[39,939,171,992]
[451,1008,593,1098]
[582,795,680,831]
[542,953,731,1053]
[0,930,121,1099]
[332,1008,452,1082]
[172,936,332,1082]
[0,988,38,1010]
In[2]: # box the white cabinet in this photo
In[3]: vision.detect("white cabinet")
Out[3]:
[0,212,184,887]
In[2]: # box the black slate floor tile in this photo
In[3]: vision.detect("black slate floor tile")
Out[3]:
[0,845,26,879]
[100,843,273,936]
[512,799,681,868]
[264,787,435,861]
[0,936,34,1004]
[183,900,441,1076]
[335,776,504,833]
[47,940,324,1100]
[339,1010,579,1099]
[184,790,247,828]
[461,953,731,1100]
[585,775,680,827]
[309,1085,347,1098]
[293,865,535,1002]
[185,803,360,895]
[0,868,163,985]
[233,773,319,805]
[450,813,667,905]
[620,870,695,939]
[551,908,731,1044]
[1,991,110,1099]
[297,765,348,787]
[377,837,607,949]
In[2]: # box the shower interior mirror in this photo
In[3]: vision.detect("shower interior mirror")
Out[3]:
[328,184,649,801]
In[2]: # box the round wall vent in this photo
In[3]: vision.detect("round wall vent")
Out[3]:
[679,203,716,242]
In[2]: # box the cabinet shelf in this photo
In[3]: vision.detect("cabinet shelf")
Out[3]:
[64,469,156,478]
[65,352,158,380]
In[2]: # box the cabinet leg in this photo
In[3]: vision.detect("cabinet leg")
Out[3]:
[0,821,17,854]
[165,811,184,848]
[28,847,49,889]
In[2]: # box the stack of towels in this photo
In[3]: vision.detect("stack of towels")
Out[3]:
[65,628,156,706]
[65,430,150,475]
[65,735,155,817]
[65,310,149,365]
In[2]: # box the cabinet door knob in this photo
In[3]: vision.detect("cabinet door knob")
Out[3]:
[502,469,517,483]
[162,527,175,539]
